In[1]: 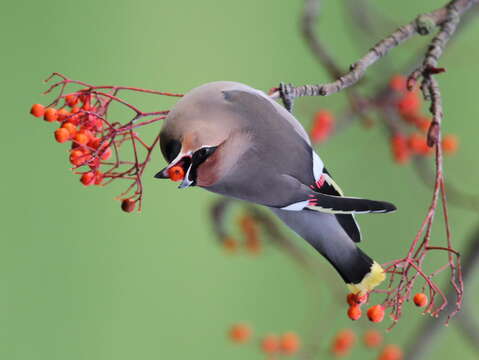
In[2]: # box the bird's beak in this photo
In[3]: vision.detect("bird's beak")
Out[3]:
[154,167,169,179]
[154,152,195,188]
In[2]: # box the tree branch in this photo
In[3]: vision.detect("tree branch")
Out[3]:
[275,0,478,107]
[404,223,479,360]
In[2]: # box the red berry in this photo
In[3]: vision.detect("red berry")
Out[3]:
[279,332,300,354]
[389,75,407,92]
[331,329,356,356]
[261,334,279,354]
[397,91,420,116]
[73,132,89,145]
[30,104,45,118]
[413,293,428,307]
[121,198,136,213]
[100,147,112,161]
[65,94,79,107]
[407,133,431,155]
[363,330,383,348]
[378,344,403,360]
[43,107,58,122]
[168,165,185,181]
[61,122,77,137]
[70,149,90,166]
[54,128,70,143]
[367,305,385,323]
[310,110,334,143]
[347,305,362,321]
[80,172,95,186]
[442,134,458,154]
[346,293,356,306]
[391,134,410,164]
[57,108,70,122]
[94,171,104,185]
[229,323,251,343]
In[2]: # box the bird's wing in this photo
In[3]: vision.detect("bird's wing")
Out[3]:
[311,168,360,242]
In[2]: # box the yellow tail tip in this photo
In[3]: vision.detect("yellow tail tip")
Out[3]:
[347,261,386,296]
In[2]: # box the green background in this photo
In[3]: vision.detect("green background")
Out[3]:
[2,1,478,359]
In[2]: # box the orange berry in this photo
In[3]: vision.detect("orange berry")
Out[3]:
[378,344,403,360]
[30,104,45,118]
[167,165,185,181]
[73,132,89,145]
[65,94,79,107]
[43,107,58,122]
[391,134,410,164]
[419,119,431,132]
[442,134,458,154]
[57,108,70,122]
[71,106,81,114]
[407,133,431,155]
[54,128,70,143]
[397,91,420,116]
[261,334,279,354]
[70,149,90,166]
[310,110,334,143]
[413,293,428,307]
[331,329,355,356]
[61,122,77,137]
[346,292,367,306]
[279,332,300,354]
[223,237,238,253]
[100,147,112,161]
[347,305,362,321]
[80,172,95,186]
[70,149,84,166]
[229,323,251,343]
[121,198,136,213]
[93,171,104,185]
[363,330,383,348]
[389,75,407,92]
[346,293,356,306]
[367,305,385,323]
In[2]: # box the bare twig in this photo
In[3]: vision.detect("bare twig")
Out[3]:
[275,0,478,108]
[404,223,479,360]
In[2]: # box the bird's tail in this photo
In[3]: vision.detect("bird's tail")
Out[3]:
[270,208,385,295]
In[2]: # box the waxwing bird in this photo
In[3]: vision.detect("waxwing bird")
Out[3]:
[155,81,396,295]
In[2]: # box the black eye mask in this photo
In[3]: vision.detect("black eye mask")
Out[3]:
[164,139,182,163]
[188,146,218,184]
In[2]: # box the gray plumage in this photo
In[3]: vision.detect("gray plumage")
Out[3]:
[155,81,395,291]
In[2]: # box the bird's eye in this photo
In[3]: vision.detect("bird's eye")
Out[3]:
[192,146,217,164]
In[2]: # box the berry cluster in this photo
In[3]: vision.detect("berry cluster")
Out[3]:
[388,75,458,164]
[345,291,429,322]
[229,323,300,358]
[31,73,182,212]
[330,328,402,360]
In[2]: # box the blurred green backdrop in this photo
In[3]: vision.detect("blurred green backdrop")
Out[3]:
[2,1,479,359]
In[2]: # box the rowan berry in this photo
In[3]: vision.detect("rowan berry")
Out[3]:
[367,305,385,323]
[347,305,362,321]
[54,128,70,143]
[121,198,136,213]
[363,330,383,348]
[30,104,45,118]
[413,293,428,307]
[80,172,95,186]
[44,107,58,122]
[229,323,251,343]
[280,332,300,354]
[261,334,279,354]
[168,165,185,181]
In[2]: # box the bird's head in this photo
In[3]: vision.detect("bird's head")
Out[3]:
[154,82,244,188]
